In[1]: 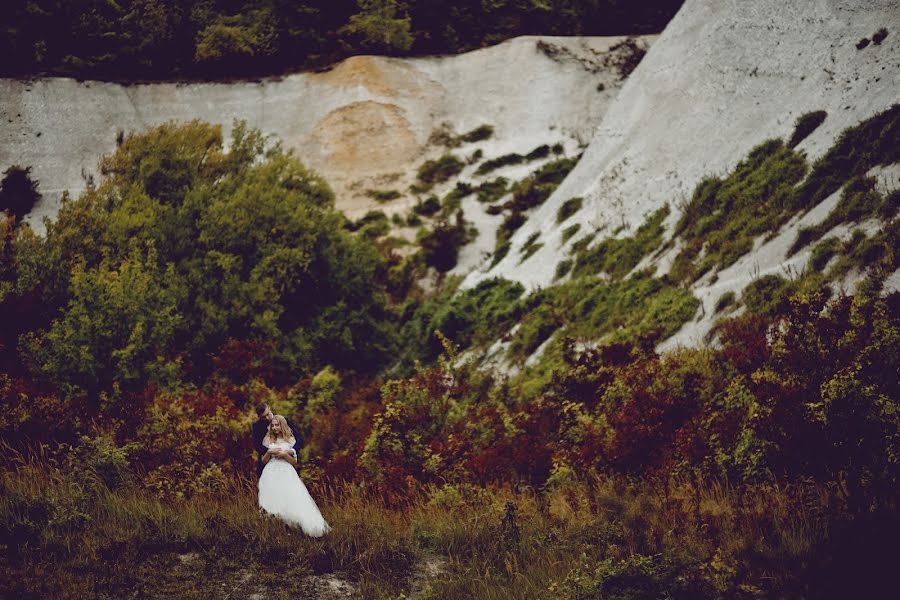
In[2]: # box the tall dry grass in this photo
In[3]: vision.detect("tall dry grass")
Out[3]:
[2,444,871,599]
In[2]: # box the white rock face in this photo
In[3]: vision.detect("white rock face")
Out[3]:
[462,0,899,350]
[0,35,651,233]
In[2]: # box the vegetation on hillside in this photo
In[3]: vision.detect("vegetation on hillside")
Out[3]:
[1,104,899,597]
[670,104,899,285]
[1,0,685,80]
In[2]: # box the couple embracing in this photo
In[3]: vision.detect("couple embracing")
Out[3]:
[252,402,331,537]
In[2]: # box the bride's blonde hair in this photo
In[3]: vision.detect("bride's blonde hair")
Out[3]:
[263,414,296,447]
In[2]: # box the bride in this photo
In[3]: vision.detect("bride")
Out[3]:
[258,415,331,536]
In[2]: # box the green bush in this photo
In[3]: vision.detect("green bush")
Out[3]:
[340,0,414,54]
[788,110,827,148]
[808,237,841,272]
[714,290,736,314]
[507,300,559,361]
[560,223,581,245]
[476,152,525,175]
[555,259,574,280]
[459,125,494,144]
[794,104,900,211]
[519,232,543,263]
[417,154,464,186]
[367,189,402,202]
[439,181,475,217]
[69,435,133,491]
[571,206,669,280]
[569,233,595,255]
[475,178,509,204]
[673,140,807,280]
[742,274,796,317]
[789,177,884,255]
[556,197,583,224]
[9,120,395,398]
[400,277,525,363]
[414,196,441,216]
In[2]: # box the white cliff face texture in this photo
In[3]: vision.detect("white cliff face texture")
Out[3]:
[0,35,649,232]
[1,0,898,358]
[462,0,900,350]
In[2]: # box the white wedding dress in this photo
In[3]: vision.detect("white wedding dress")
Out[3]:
[258,440,331,536]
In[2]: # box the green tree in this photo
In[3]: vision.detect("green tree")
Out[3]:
[21,244,185,401]
[11,120,396,401]
[0,165,41,225]
[341,0,414,53]
[194,8,277,65]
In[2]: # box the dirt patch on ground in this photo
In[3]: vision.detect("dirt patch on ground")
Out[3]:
[310,55,434,99]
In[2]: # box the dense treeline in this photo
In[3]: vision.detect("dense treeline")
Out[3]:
[0,0,684,80]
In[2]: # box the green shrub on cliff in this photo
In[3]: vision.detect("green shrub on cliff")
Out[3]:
[5,120,395,399]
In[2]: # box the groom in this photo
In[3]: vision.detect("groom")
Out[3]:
[252,402,302,477]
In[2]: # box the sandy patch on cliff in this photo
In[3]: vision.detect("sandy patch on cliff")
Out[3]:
[310,55,439,99]
[309,100,422,215]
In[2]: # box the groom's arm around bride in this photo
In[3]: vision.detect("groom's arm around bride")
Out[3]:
[252,402,302,477]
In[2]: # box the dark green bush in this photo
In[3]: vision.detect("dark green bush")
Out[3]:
[519,232,543,263]
[492,212,527,267]
[0,165,41,225]
[0,2,685,81]
[571,206,668,280]
[524,145,550,160]
[414,196,442,216]
[808,237,842,272]
[880,189,900,221]
[714,290,736,313]
[417,154,465,186]
[9,121,396,395]
[475,178,509,204]
[742,274,797,317]
[788,176,884,255]
[348,209,389,232]
[788,110,827,148]
[420,211,469,272]
[404,277,525,362]
[555,259,573,280]
[551,553,714,600]
[557,197,584,224]
[367,189,402,202]
[476,152,525,175]
[560,223,581,245]
[794,104,900,211]
[460,125,494,144]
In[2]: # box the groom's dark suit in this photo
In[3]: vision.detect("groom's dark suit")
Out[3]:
[252,417,302,478]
